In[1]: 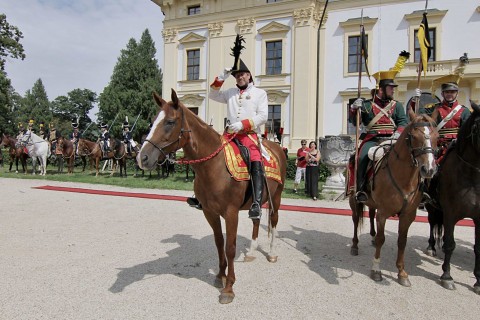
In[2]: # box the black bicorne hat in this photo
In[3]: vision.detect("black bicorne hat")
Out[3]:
[72,119,79,129]
[230,34,251,79]
[122,116,130,129]
[100,122,108,129]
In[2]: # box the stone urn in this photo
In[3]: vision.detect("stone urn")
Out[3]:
[319,135,355,194]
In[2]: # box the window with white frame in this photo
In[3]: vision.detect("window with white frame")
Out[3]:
[187,49,200,81]
[188,5,200,15]
[266,40,282,75]
[347,35,368,73]
[413,28,436,63]
[267,104,282,140]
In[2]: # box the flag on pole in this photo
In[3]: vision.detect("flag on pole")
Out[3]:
[360,24,370,78]
[417,12,431,76]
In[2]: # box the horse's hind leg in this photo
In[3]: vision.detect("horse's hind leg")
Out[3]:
[369,208,376,245]
[267,190,281,263]
[244,219,260,262]
[350,196,363,256]
[440,221,457,290]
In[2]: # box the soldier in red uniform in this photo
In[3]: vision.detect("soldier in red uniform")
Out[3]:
[349,51,410,202]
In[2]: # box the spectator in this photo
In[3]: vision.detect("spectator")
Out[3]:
[306,141,321,200]
[293,139,309,193]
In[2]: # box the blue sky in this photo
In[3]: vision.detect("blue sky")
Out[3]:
[3,0,164,117]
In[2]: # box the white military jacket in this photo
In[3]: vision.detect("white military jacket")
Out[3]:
[209,82,268,133]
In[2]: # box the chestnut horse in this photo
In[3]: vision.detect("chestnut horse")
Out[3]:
[350,114,438,286]
[77,138,125,176]
[426,101,480,294]
[0,134,28,173]
[137,89,286,304]
[57,136,76,174]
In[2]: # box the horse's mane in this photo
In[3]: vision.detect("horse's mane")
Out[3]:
[456,104,480,153]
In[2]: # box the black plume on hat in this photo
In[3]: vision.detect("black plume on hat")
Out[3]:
[231,34,245,72]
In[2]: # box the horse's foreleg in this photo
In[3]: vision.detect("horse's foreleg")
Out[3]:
[267,191,281,262]
[440,221,457,290]
[473,219,480,294]
[202,211,227,289]
[371,214,387,282]
[396,211,416,287]
[220,211,239,304]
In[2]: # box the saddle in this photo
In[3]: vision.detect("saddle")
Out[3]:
[222,136,282,184]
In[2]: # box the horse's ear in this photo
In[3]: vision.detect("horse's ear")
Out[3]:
[152,92,167,108]
[470,100,480,114]
[171,89,179,109]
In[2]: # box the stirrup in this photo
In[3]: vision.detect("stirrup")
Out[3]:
[248,203,261,220]
[187,197,202,210]
[355,191,368,203]
[421,192,432,203]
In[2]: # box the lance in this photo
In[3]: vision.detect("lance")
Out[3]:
[415,0,429,115]
[109,112,120,131]
[130,112,141,133]
[353,9,365,196]
[81,122,94,135]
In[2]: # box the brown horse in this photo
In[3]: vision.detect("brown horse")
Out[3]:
[0,133,28,173]
[350,114,438,287]
[137,89,286,304]
[426,101,480,293]
[57,136,76,174]
[77,138,125,176]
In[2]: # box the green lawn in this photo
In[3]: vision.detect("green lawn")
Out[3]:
[0,159,325,200]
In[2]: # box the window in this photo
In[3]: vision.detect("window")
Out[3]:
[414,28,436,63]
[347,35,368,73]
[187,49,200,81]
[266,105,282,141]
[266,41,282,75]
[188,5,200,15]
[189,107,199,115]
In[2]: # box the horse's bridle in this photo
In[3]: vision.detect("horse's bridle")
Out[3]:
[403,122,437,167]
[143,106,191,164]
[387,121,437,214]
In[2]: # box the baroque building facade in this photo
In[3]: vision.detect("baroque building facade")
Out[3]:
[152,0,480,149]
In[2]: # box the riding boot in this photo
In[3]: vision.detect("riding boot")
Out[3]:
[355,180,368,203]
[248,161,264,220]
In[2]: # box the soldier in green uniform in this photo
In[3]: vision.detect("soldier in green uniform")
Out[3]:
[349,51,410,202]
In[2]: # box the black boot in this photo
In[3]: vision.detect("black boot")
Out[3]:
[187,196,202,210]
[248,161,264,220]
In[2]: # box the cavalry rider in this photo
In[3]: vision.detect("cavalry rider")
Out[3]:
[39,122,48,140]
[48,122,61,155]
[207,34,268,220]
[416,58,470,163]
[70,118,82,152]
[16,123,26,141]
[99,122,110,158]
[27,119,35,134]
[122,117,137,155]
[349,51,410,203]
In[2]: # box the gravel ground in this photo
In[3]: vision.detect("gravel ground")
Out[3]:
[0,178,479,320]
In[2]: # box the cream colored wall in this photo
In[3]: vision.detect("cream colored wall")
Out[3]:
[155,0,480,149]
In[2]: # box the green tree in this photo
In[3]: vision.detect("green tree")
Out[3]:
[51,88,97,136]
[0,70,14,134]
[15,78,51,129]
[0,13,26,71]
[98,29,162,140]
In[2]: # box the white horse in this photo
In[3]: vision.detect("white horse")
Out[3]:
[20,131,51,175]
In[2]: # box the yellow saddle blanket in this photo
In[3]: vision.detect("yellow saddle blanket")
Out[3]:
[222,136,283,184]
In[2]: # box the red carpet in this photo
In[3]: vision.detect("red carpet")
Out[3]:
[33,185,474,227]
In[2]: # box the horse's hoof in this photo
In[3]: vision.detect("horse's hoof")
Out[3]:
[15,171,18,174]
[214,276,225,288]
[371,239,376,246]
[398,276,411,287]
[425,248,437,257]
[441,279,456,290]
[267,255,278,263]
[244,255,256,262]
[473,285,480,295]
[219,292,235,304]
[350,247,359,256]
[370,270,383,282]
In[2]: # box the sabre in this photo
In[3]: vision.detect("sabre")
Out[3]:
[81,122,94,135]
[130,113,141,133]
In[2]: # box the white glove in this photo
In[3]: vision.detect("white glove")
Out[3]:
[391,131,401,140]
[414,88,422,98]
[228,121,243,133]
[218,67,232,81]
[350,98,363,111]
